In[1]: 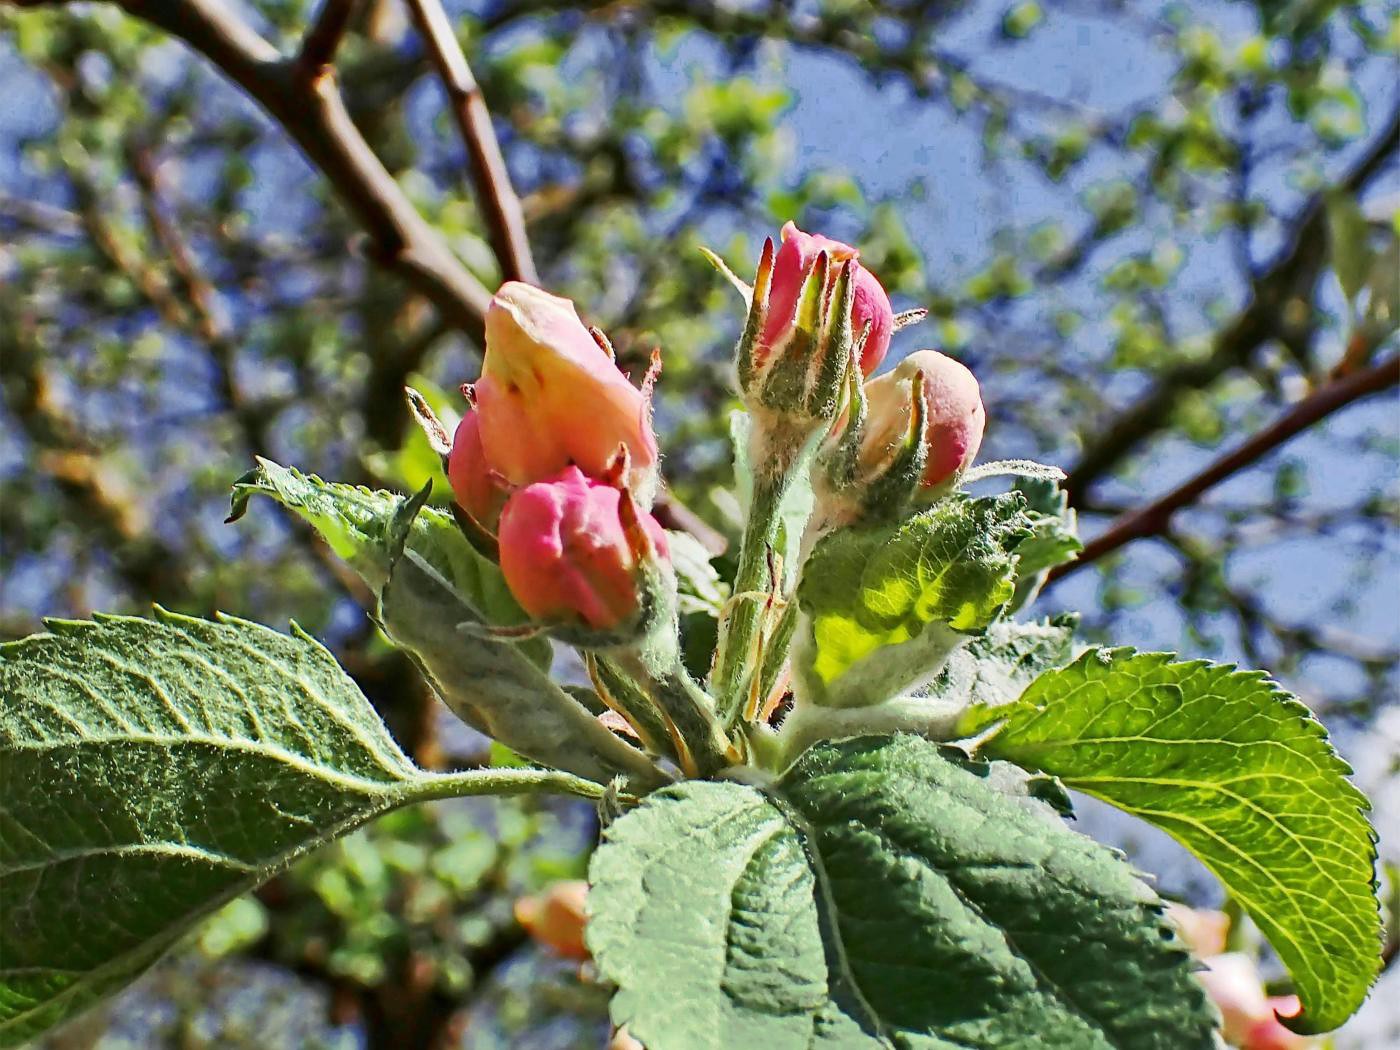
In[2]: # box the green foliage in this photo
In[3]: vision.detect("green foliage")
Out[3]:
[0,610,597,1047]
[964,648,1381,1032]
[588,734,1217,1050]
[794,494,1031,705]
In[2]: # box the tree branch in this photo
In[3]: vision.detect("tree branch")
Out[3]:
[403,0,538,285]
[1049,355,1400,583]
[299,0,358,72]
[17,0,495,337]
[1063,102,1400,503]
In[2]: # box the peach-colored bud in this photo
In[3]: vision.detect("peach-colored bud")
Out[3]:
[861,349,984,491]
[475,282,659,502]
[1165,902,1230,959]
[760,222,894,376]
[514,880,590,961]
[446,411,511,531]
[497,466,669,631]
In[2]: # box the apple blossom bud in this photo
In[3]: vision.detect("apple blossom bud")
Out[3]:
[514,880,590,960]
[760,222,894,376]
[813,349,985,531]
[446,411,511,532]
[861,350,985,491]
[497,465,670,637]
[475,282,659,504]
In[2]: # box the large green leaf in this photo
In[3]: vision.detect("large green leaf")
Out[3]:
[793,494,1031,706]
[588,734,1216,1050]
[964,648,1380,1033]
[0,611,599,1047]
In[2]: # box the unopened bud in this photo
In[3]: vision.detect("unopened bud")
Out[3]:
[760,222,894,377]
[514,880,590,960]
[815,349,985,528]
[497,465,670,639]
[446,410,511,532]
[475,282,659,504]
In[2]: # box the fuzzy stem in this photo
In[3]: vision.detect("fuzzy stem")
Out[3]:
[612,645,739,777]
[712,472,790,727]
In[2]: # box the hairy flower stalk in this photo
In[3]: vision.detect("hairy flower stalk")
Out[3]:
[714,238,873,727]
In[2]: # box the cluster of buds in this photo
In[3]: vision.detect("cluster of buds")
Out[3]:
[444,282,670,642]
[723,222,985,526]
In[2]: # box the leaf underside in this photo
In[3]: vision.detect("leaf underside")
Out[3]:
[588,734,1216,1050]
[0,611,425,1047]
[968,648,1380,1033]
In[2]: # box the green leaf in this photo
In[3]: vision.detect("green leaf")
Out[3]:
[588,734,1216,1050]
[924,616,1078,707]
[668,529,727,618]
[965,648,1380,1033]
[1326,190,1374,303]
[793,494,1031,706]
[377,541,668,790]
[1008,477,1081,613]
[230,457,548,668]
[0,611,600,1047]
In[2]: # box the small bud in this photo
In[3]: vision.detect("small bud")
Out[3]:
[497,466,670,637]
[861,350,984,491]
[1196,954,1313,1049]
[760,222,894,377]
[815,350,985,529]
[514,880,590,960]
[446,411,511,532]
[475,282,659,504]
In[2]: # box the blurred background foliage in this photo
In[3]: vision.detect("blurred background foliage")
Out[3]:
[0,0,1396,1046]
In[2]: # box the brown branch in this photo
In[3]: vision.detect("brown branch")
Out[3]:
[1064,102,1400,503]
[402,0,538,285]
[16,0,494,337]
[299,0,358,72]
[1049,355,1400,583]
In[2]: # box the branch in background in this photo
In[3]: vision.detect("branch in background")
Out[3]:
[404,0,538,285]
[1064,103,1400,502]
[1049,355,1400,582]
[14,0,495,337]
[299,0,358,72]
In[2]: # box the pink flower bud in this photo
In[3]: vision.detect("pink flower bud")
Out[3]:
[1196,954,1313,1049]
[497,466,669,632]
[446,411,511,532]
[474,282,659,502]
[760,222,894,376]
[861,349,985,491]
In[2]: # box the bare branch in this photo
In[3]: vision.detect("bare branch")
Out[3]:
[18,0,494,336]
[299,0,358,72]
[1064,102,1400,502]
[403,0,538,285]
[1049,354,1400,583]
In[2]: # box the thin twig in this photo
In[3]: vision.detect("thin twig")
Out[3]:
[15,0,494,336]
[1064,103,1400,502]
[1048,355,1400,583]
[299,0,357,72]
[402,0,538,284]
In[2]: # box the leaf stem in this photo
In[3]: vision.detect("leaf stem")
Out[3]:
[401,767,611,805]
